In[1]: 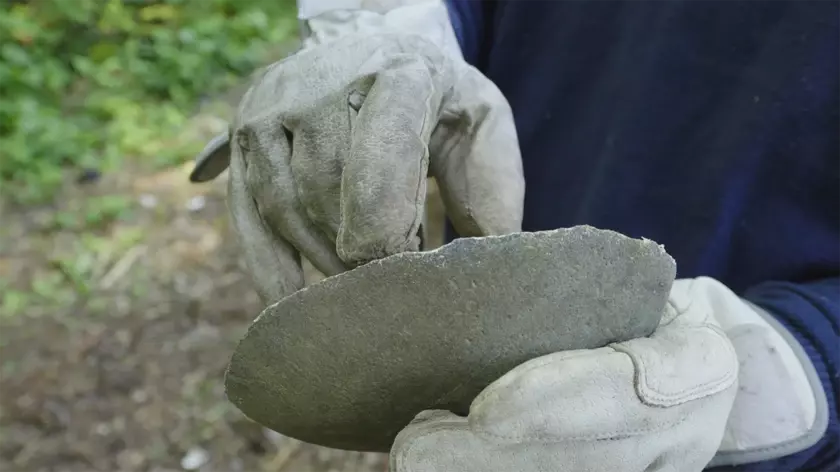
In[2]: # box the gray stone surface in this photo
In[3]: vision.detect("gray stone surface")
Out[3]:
[225,226,676,452]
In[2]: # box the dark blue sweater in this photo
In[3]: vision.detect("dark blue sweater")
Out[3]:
[443,1,839,470]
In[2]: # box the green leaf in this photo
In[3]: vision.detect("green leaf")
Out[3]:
[1,0,300,203]
[139,4,178,22]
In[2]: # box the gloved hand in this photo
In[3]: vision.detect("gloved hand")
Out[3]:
[390,277,828,472]
[192,0,525,304]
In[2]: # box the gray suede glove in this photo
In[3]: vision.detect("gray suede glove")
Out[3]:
[389,277,828,471]
[194,1,524,303]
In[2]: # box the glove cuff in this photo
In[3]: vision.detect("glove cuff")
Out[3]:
[297,0,434,19]
[297,0,464,58]
[705,282,829,467]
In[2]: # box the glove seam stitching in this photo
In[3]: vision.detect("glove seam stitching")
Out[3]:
[614,325,738,406]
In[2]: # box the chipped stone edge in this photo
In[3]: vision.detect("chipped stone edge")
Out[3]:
[224,225,675,434]
[251,225,671,325]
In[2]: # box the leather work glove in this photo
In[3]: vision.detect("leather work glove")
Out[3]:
[390,277,828,472]
[190,0,524,304]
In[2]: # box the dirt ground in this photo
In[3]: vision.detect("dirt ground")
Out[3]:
[0,107,445,471]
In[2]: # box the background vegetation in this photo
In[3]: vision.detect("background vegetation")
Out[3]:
[1,0,296,203]
[0,3,393,471]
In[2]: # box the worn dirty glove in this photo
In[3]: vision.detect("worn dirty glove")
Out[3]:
[192,0,524,303]
[390,277,828,471]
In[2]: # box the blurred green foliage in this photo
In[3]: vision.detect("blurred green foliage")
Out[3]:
[0,0,297,203]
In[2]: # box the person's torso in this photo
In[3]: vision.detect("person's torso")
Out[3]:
[450,0,839,293]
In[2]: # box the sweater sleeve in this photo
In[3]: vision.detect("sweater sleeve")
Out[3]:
[717,278,839,471]
[443,0,487,65]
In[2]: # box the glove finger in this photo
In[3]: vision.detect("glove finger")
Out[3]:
[391,405,713,472]
[469,336,735,444]
[468,347,667,442]
[391,409,620,472]
[390,410,492,472]
[611,279,739,408]
[337,55,442,265]
[289,87,356,246]
[190,132,230,183]
[227,135,304,303]
[235,121,349,282]
[291,95,433,254]
[430,65,525,237]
